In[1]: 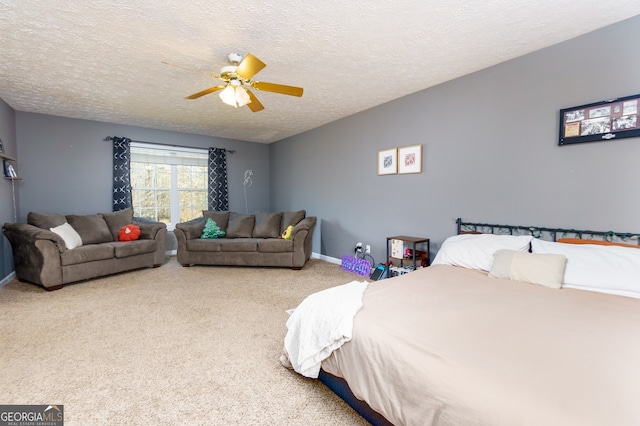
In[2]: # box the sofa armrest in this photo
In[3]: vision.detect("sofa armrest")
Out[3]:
[174,217,206,266]
[3,222,67,253]
[133,217,167,240]
[132,217,167,265]
[3,222,65,287]
[290,217,316,240]
[175,217,206,240]
[291,216,316,267]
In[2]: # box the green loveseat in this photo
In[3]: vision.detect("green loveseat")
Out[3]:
[174,210,316,269]
[3,208,167,290]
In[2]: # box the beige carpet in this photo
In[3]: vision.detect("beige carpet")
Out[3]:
[0,258,371,425]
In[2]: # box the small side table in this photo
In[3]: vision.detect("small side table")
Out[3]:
[386,236,430,273]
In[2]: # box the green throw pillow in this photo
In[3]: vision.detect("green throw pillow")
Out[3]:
[200,218,226,239]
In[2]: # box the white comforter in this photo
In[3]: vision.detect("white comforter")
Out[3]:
[284,280,368,378]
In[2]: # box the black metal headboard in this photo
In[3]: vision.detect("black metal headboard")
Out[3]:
[456,218,640,245]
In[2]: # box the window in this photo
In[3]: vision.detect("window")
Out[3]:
[130,143,208,229]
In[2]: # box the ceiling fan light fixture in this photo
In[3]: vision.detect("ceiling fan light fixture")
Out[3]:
[235,86,251,107]
[219,82,251,108]
[170,52,302,112]
[219,85,237,107]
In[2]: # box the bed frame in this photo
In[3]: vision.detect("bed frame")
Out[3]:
[318,369,394,426]
[456,218,640,244]
[318,218,640,425]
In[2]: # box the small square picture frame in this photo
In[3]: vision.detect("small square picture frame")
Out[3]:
[378,148,397,175]
[398,144,422,174]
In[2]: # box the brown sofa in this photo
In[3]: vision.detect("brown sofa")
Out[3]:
[3,208,167,290]
[174,210,316,269]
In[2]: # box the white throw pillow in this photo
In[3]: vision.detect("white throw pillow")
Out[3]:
[531,238,640,298]
[489,249,567,289]
[432,234,532,271]
[50,222,83,250]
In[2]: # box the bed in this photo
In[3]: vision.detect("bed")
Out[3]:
[282,219,640,426]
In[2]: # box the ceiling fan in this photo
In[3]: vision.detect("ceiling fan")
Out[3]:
[163,53,303,112]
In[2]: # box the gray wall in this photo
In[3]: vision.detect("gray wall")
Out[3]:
[14,112,271,252]
[0,98,17,280]
[3,15,640,280]
[270,15,640,265]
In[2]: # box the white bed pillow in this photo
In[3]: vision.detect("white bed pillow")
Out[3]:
[432,234,532,271]
[489,249,567,289]
[531,238,640,298]
[50,222,83,250]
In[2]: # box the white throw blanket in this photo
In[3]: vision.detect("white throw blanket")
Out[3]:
[283,280,368,378]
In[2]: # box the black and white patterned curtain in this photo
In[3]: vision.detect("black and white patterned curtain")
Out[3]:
[112,136,132,211]
[208,147,229,211]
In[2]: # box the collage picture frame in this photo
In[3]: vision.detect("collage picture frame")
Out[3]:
[559,93,640,146]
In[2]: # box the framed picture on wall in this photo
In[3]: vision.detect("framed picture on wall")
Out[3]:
[398,144,422,174]
[378,148,397,175]
[559,93,640,146]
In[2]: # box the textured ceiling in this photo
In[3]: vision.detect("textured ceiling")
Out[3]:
[1,1,639,144]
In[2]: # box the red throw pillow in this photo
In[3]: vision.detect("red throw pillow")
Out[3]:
[118,224,141,241]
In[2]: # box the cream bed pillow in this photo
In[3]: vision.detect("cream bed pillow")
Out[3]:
[489,249,567,289]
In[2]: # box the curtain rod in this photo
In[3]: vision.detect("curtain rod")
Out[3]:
[103,136,235,154]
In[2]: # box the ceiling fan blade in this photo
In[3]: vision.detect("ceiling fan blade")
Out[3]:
[235,53,266,80]
[252,81,303,97]
[186,86,226,99]
[246,91,265,112]
[161,61,220,79]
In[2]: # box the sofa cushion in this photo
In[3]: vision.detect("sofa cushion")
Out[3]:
[281,210,306,234]
[61,244,115,266]
[227,213,255,238]
[203,210,230,231]
[258,239,293,253]
[108,240,157,258]
[186,239,222,252]
[28,212,67,229]
[253,211,283,238]
[66,214,113,245]
[219,239,258,252]
[101,207,134,241]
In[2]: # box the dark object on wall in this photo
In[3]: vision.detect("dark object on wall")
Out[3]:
[559,93,640,146]
[4,161,18,178]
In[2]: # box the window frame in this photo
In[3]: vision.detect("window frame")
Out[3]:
[130,142,208,230]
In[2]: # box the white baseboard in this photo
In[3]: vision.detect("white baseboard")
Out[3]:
[0,271,16,288]
[311,252,342,265]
